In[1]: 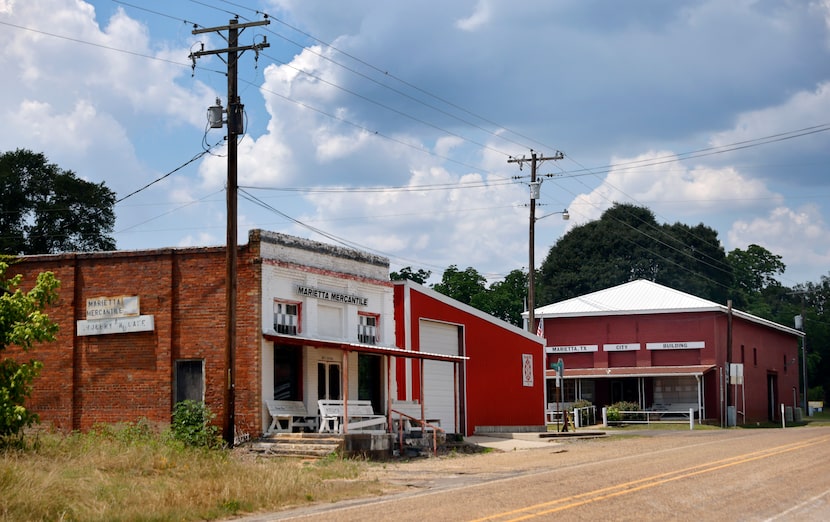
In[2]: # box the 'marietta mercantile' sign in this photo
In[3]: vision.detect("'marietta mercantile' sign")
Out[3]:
[296,285,368,306]
[76,295,155,336]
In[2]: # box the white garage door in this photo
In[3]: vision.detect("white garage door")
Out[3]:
[420,320,460,433]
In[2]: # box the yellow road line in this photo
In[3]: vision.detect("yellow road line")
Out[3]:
[472,435,830,522]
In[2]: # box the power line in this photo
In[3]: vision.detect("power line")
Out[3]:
[112,0,205,28]
[0,19,222,74]
[238,189,451,273]
[551,123,830,180]
[116,145,221,203]
[238,76,499,175]
[239,177,521,194]
[115,189,225,235]
[13,3,830,290]
[216,0,545,152]
[256,50,515,158]
[112,0,534,166]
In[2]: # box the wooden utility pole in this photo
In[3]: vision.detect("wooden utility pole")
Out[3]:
[190,17,269,446]
[508,150,563,333]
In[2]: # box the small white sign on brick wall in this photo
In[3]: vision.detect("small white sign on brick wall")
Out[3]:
[76,315,155,336]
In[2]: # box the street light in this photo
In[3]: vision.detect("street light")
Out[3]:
[537,209,570,222]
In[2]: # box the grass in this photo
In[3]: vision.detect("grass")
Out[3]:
[604,422,720,432]
[0,423,385,522]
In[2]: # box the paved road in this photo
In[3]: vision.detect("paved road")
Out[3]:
[241,426,830,521]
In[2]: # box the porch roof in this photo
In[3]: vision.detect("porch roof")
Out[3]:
[548,364,716,379]
[263,331,468,363]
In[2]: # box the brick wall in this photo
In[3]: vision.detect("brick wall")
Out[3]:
[5,243,262,436]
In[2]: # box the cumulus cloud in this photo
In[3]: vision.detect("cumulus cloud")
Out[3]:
[567,151,779,224]
[4,0,830,285]
[456,0,491,31]
[728,205,830,283]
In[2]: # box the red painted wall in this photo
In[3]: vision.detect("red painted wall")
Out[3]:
[395,283,545,435]
[541,311,800,423]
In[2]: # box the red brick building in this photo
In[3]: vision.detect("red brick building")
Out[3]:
[7,243,260,434]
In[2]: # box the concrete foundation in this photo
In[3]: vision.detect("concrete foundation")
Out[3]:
[342,433,394,459]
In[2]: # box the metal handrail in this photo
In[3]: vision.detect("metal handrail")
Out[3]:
[390,409,445,456]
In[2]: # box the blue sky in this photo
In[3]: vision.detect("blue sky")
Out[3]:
[1,0,829,291]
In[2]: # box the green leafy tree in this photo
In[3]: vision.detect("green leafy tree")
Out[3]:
[0,261,60,444]
[474,269,527,327]
[538,203,731,304]
[431,265,487,306]
[789,277,830,405]
[726,244,786,314]
[430,267,527,327]
[390,266,432,285]
[0,149,116,255]
[728,244,786,294]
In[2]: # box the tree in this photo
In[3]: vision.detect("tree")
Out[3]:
[0,260,60,444]
[431,265,487,306]
[538,203,732,304]
[0,149,116,255]
[788,277,830,405]
[390,266,432,285]
[430,267,527,327]
[475,269,527,327]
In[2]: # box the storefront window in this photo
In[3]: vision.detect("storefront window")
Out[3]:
[274,300,300,335]
[358,313,379,344]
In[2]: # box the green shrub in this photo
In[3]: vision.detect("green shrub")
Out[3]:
[607,401,643,422]
[170,400,222,448]
[0,358,44,447]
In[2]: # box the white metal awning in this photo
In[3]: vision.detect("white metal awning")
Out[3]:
[547,365,715,379]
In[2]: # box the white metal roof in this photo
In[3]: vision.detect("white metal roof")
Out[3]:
[530,279,803,338]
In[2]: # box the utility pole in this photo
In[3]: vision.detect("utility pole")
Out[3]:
[790,289,811,415]
[190,17,269,446]
[508,150,563,333]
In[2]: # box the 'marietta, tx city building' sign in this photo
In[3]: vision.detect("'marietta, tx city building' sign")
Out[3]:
[76,295,155,336]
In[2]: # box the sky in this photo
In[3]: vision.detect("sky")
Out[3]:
[1,0,829,292]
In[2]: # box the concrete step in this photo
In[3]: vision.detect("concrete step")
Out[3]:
[250,433,344,458]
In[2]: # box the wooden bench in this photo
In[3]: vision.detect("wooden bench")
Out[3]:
[317,399,387,434]
[265,400,316,433]
[390,400,441,433]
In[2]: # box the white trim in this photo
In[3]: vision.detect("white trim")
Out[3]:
[394,280,544,344]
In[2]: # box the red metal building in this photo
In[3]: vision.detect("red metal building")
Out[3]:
[394,281,546,436]
[532,280,803,425]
